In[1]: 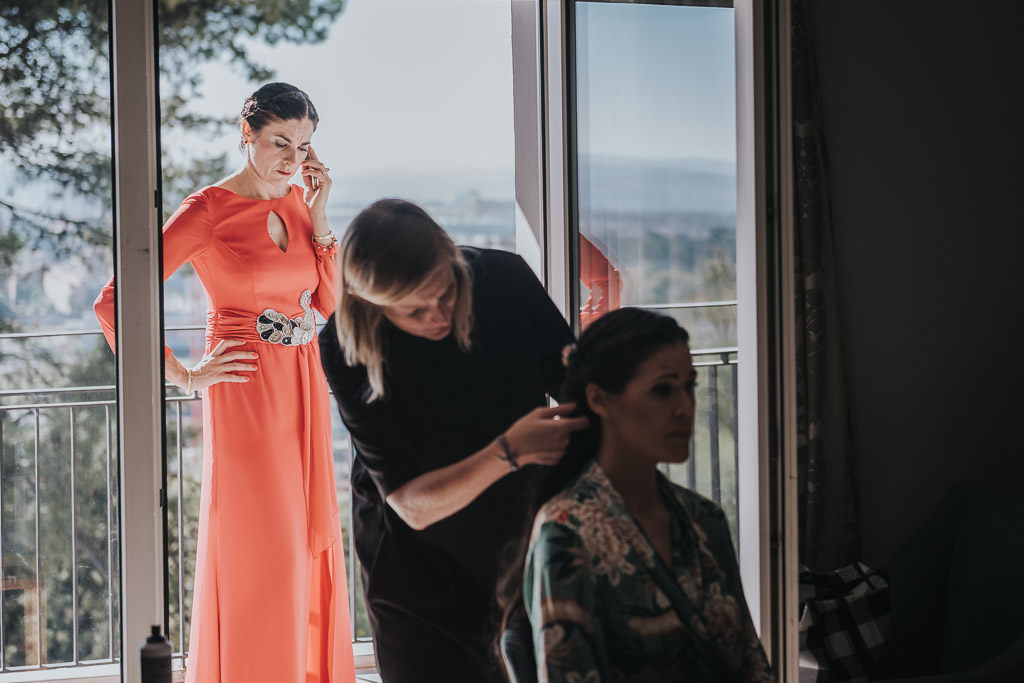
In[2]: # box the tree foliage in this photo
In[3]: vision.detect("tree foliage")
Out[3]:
[0,0,345,274]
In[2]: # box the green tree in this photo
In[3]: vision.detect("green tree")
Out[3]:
[0,0,345,281]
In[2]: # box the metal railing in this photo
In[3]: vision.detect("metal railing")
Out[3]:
[0,396,122,672]
[0,328,367,676]
[0,325,737,676]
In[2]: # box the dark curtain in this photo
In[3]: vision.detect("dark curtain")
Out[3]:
[791,0,859,571]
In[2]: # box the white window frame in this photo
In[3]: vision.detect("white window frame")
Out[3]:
[105,4,380,679]
[513,2,798,675]
[0,3,166,681]
[109,2,166,683]
[8,1,797,680]
[512,0,573,315]
[100,1,546,680]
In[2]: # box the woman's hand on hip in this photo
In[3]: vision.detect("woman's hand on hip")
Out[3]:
[505,403,590,467]
[188,340,259,392]
[301,144,332,219]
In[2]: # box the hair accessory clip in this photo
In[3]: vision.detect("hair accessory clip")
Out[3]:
[561,343,577,368]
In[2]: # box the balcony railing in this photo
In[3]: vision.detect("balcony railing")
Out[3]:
[0,325,737,678]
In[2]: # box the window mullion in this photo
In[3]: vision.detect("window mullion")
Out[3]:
[110,1,166,680]
[542,0,572,319]
[512,0,547,283]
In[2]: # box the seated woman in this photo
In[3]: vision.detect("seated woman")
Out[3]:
[497,308,773,683]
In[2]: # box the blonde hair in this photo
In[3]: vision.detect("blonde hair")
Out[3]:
[336,199,473,402]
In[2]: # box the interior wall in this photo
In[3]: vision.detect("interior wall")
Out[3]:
[808,0,1024,567]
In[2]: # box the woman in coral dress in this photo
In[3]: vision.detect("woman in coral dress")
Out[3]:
[94,83,355,683]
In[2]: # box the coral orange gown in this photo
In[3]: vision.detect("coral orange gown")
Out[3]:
[95,185,355,683]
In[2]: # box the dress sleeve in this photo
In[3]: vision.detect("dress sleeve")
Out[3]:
[525,520,606,683]
[318,315,424,498]
[310,238,338,320]
[508,254,574,397]
[698,503,775,683]
[93,191,213,357]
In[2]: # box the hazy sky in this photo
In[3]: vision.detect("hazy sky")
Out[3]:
[192,0,515,179]
[577,2,736,164]
[187,0,735,190]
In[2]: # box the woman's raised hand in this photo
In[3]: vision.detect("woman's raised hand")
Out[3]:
[504,403,590,467]
[187,340,259,393]
[301,144,332,216]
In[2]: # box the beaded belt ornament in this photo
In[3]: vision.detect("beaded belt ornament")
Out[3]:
[255,290,315,346]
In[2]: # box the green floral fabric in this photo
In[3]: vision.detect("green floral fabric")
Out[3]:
[525,461,773,682]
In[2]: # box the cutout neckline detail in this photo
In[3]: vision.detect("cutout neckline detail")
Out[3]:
[266,210,289,253]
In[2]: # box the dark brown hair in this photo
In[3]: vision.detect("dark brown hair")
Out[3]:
[239,82,319,145]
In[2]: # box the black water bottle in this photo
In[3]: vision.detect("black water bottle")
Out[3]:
[140,625,172,683]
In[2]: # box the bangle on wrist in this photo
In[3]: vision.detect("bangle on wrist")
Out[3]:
[311,231,336,248]
[185,368,194,395]
[495,433,520,472]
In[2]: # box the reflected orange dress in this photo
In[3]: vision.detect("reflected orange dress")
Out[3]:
[95,185,355,683]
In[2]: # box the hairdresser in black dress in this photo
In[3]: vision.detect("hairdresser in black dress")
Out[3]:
[318,199,587,681]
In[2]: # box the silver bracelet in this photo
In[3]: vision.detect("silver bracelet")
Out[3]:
[495,433,520,472]
[185,368,194,395]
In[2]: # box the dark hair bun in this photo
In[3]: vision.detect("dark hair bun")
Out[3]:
[561,308,690,402]
[240,82,319,139]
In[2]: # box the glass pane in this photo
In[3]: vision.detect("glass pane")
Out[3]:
[574,1,739,538]
[0,0,120,672]
[157,0,513,655]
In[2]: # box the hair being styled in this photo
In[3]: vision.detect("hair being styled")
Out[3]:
[335,199,473,402]
[493,308,689,666]
[239,82,319,146]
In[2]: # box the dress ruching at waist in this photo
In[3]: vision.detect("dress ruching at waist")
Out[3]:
[206,290,316,347]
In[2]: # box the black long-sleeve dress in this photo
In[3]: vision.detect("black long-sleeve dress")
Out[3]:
[319,248,573,681]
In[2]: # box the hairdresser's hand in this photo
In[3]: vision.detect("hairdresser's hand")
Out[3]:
[504,403,589,467]
[187,340,259,392]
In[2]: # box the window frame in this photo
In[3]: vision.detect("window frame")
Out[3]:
[4,0,798,679]
[108,4,167,683]
[512,2,797,675]
[74,3,387,679]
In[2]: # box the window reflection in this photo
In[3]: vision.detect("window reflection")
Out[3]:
[573,1,740,542]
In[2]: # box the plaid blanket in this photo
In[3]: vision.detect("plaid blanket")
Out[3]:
[799,562,891,683]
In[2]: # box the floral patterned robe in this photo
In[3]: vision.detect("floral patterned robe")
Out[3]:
[525,461,774,683]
